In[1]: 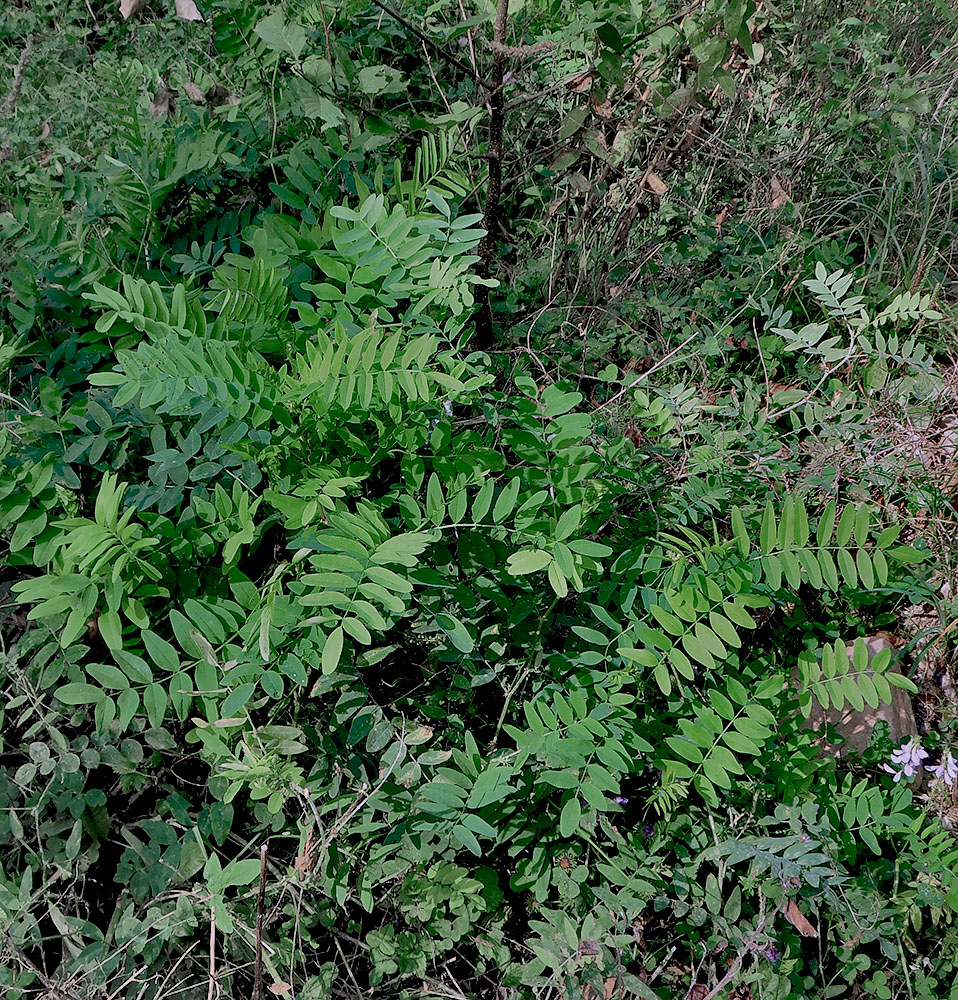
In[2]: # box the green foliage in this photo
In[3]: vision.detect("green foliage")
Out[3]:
[1,1,957,998]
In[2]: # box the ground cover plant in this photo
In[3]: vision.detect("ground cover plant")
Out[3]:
[1,1,958,998]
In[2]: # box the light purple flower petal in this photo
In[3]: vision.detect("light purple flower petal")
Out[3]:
[926,751,958,787]
[886,739,928,783]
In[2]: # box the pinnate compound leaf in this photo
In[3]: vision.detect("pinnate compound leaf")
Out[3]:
[886,671,918,693]
[816,500,836,545]
[453,823,481,856]
[559,795,581,836]
[322,626,344,674]
[58,683,106,705]
[730,505,750,557]
[492,478,521,523]
[666,737,703,764]
[143,630,180,672]
[579,782,607,811]
[507,549,552,576]
[435,613,474,652]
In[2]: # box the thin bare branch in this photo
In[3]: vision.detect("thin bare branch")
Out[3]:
[369,0,494,90]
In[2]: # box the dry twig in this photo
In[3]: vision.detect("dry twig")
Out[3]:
[369,0,493,90]
[2,34,33,117]
[473,0,511,350]
[253,845,268,1000]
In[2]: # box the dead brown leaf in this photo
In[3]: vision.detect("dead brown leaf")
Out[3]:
[268,984,292,997]
[570,171,591,194]
[205,84,240,107]
[591,96,614,119]
[624,424,643,447]
[642,171,668,196]
[175,0,204,21]
[630,919,647,951]
[183,81,205,104]
[768,381,796,395]
[841,929,865,950]
[770,175,791,210]
[546,197,567,218]
[784,898,818,937]
[119,0,146,18]
[725,332,748,349]
[580,977,619,1000]
[689,986,709,1000]
[39,122,51,140]
[568,70,595,94]
[700,384,719,405]
[678,112,704,155]
[293,827,316,875]
[149,79,177,118]
[612,129,630,156]
[715,202,733,233]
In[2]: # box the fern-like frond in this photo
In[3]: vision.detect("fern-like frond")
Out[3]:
[285,322,471,418]
[395,128,472,214]
[90,329,280,435]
